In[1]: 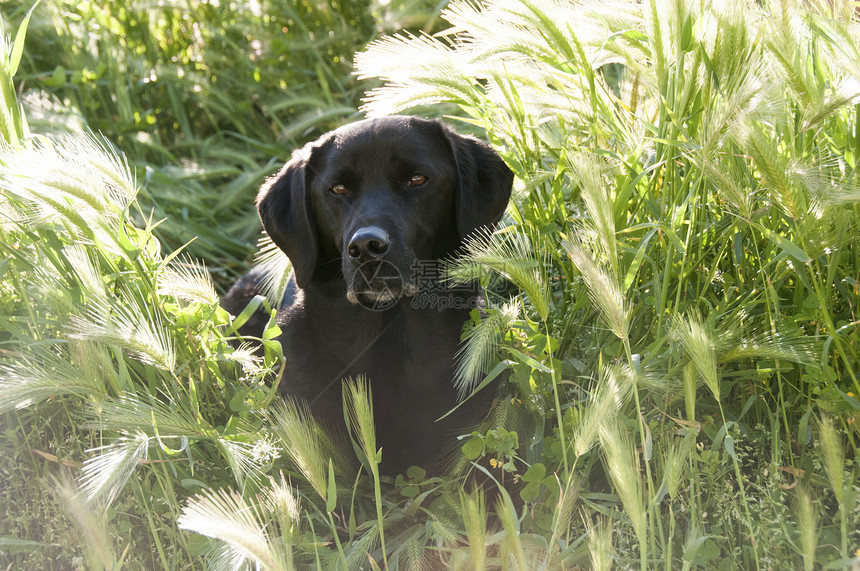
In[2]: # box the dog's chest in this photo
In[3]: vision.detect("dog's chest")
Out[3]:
[281,304,463,409]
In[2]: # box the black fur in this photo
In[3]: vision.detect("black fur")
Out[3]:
[223,116,513,474]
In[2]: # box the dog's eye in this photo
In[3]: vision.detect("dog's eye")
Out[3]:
[330,183,348,195]
[408,174,428,187]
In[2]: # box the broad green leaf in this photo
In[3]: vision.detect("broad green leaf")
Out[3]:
[8,1,41,77]
[643,422,653,462]
[622,227,656,291]
[798,406,813,447]
[461,436,483,460]
[724,434,737,462]
[406,465,426,482]
[521,462,546,483]
[504,346,552,373]
[325,459,336,513]
[753,222,809,263]
[229,295,268,332]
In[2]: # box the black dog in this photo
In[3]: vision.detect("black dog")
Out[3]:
[223,115,513,474]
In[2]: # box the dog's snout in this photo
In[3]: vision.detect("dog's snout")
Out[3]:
[347,226,391,261]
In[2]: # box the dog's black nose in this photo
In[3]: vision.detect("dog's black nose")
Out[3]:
[347,227,391,261]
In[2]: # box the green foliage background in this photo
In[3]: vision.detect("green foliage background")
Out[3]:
[1,0,859,569]
[4,0,439,266]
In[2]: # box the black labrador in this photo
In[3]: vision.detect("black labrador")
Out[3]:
[222,115,513,474]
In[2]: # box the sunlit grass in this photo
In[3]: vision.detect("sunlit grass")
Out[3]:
[1,0,859,568]
[355,0,860,567]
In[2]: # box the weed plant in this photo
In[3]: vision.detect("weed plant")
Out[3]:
[357,0,860,567]
[0,0,859,569]
[2,0,438,268]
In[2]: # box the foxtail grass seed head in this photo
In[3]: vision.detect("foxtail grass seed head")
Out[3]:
[66,290,176,371]
[80,433,151,507]
[662,431,696,501]
[455,227,552,320]
[0,135,135,248]
[550,471,582,551]
[455,300,520,396]
[156,257,219,306]
[93,394,213,437]
[495,488,527,570]
[356,32,477,118]
[270,400,331,503]
[567,151,619,267]
[573,364,633,456]
[563,235,630,342]
[672,313,720,402]
[52,475,116,570]
[178,487,290,571]
[253,232,294,307]
[218,439,276,489]
[586,516,614,571]
[342,376,378,467]
[818,414,845,503]
[264,471,303,533]
[794,484,819,571]
[598,423,646,547]
[460,489,488,570]
[229,342,268,382]
[0,343,110,413]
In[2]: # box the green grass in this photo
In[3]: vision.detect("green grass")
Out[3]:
[3,0,440,272]
[358,0,860,566]
[1,0,860,568]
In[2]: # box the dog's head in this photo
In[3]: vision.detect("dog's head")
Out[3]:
[256,116,513,306]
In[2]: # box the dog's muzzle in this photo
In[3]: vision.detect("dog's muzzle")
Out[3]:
[343,226,418,307]
[345,258,419,306]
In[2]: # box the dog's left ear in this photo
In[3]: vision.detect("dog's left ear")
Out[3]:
[444,126,515,241]
[256,147,318,288]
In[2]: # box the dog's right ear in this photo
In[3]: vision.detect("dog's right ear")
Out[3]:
[256,149,318,288]
[444,127,514,242]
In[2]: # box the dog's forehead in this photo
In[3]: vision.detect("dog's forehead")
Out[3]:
[327,116,449,159]
[331,115,424,139]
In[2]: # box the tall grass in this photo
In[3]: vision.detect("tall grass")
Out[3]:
[356,0,860,567]
[0,129,286,566]
[8,0,434,268]
[2,0,860,568]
